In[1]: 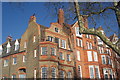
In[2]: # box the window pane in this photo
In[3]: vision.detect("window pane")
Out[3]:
[67,54,71,61]
[4,59,8,67]
[94,52,98,61]
[52,67,56,78]
[42,67,47,78]
[55,38,59,43]
[89,66,94,78]
[95,66,100,78]
[87,51,92,61]
[13,57,17,64]
[101,55,106,64]
[42,47,47,55]
[47,36,53,42]
[61,40,65,48]
[59,52,63,60]
[55,28,58,32]
[67,72,72,78]
[51,48,55,55]
[78,65,82,78]
[12,75,16,80]
[15,45,19,51]
[59,70,64,78]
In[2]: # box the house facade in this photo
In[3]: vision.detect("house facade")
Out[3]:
[1,9,120,79]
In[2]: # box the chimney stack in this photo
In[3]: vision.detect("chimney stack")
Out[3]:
[29,14,36,23]
[58,9,64,25]
[6,36,12,42]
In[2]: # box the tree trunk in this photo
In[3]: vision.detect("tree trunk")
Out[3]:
[74,1,120,56]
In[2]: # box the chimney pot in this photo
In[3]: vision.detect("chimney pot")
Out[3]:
[6,36,12,42]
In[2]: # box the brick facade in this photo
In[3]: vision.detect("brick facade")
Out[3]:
[1,9,120,79]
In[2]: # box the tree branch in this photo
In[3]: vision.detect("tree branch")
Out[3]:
[86,6,116,17]
[74,1,120,56]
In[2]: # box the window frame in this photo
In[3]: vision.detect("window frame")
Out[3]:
[23,55,26,62]
[4,59,8,67]
[51,67,56,78]
[41,47,47,55]
[78,65,82,78]
[101,55,106,64]
[87,51,93,61]
[59,70,64,78]
[41,67,47,78]
[93,51,98,61]
[61,40,66,49]
[67,54,71,61]
[13,57,17,65]
[89,65,95,79]
[59,52,64,60]
[55,28,59,32]
[51,48,56,56]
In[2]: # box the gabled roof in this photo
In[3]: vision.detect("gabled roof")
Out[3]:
[109,33,118,42]
[97,26,103,30]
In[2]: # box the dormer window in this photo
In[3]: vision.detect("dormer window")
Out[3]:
[15,39,19,51]
[7,42,11,53]
[0,45,2,55]
[55,28,58,32]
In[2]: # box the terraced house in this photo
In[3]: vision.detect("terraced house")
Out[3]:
[1,9,120,79]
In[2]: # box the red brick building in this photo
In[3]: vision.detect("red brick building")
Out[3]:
[1,9,120,79]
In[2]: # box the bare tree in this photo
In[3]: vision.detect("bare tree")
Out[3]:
[74,1,120,56]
